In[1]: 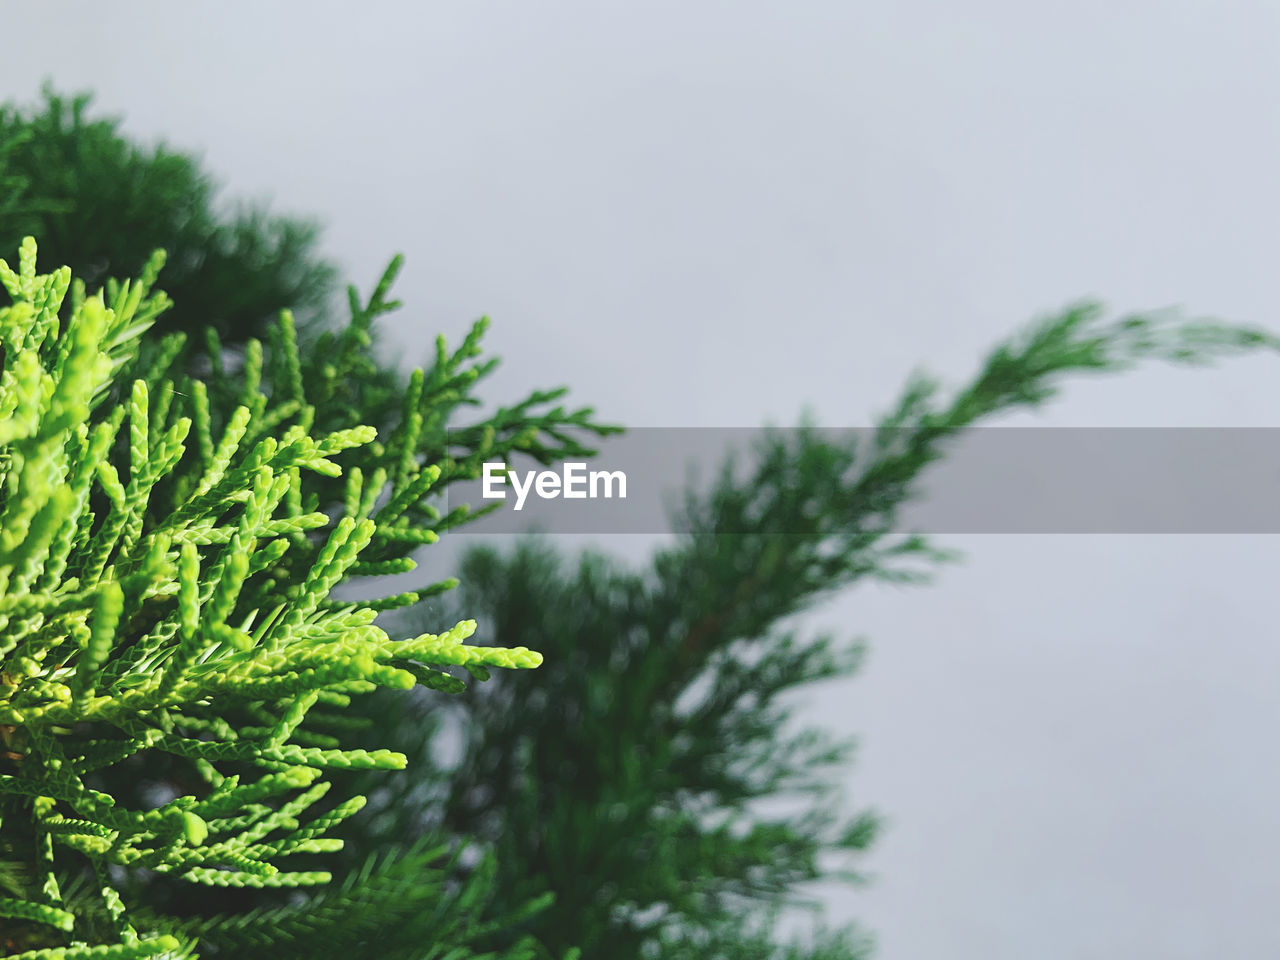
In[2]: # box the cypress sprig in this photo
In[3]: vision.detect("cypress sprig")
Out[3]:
[0,239,612,958]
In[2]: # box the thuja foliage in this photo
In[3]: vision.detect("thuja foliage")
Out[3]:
[0,238,613,958]
[344,302,1279,959]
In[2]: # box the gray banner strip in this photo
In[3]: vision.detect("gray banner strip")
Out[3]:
[441,428,1280,534]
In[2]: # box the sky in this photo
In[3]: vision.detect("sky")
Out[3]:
[4,2,1280,956]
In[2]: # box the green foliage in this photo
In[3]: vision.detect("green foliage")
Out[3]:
[0,85,412,455]
[163,839,567,960]
[0,238,614,959]
[0,87,337,346]
[356,302,1278,959]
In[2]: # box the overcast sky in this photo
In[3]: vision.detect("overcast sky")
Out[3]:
[5,3,1280,956]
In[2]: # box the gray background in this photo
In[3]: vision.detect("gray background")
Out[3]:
[4,2,1279,955]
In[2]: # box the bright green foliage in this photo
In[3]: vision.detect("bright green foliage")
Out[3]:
[0,239,613,958]
[361,302,1280,959]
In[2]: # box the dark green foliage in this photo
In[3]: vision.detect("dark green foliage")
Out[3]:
[108,840,564,960]
[0,87,336,346]
[355,304,1279,959]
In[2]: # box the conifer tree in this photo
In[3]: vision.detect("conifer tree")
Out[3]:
[5,85,1277,960]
